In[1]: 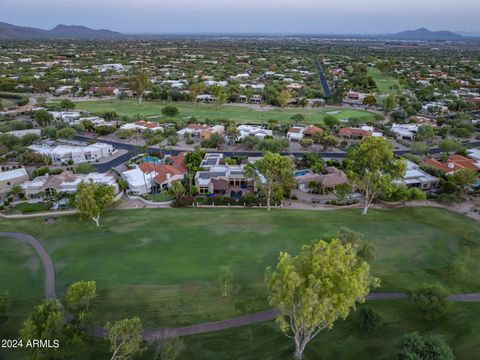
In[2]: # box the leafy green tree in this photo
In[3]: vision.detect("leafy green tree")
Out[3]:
[245,152,295,211]
[169,181,186,198]
[129,71,151,104]
[439,138,462,154]
[242,136,260,150]
[75,162,96,174]
[56,127,76,139]
[411,284,449,321]
[382,95,397,115]
[363,95,377,107]
[105,317,143,360]
[416,125,435,141]
[75,180,115,227]
[65,280,96,314]
[185,149,205,195]
[154,337,185,360]
[346,137,406,215]
[161,105,179,117]
[190,82,206,105]
[257,138,289,153]
[299,137,314,149]
[212,85,228,109]
[410,142,430,155]
[323,114,340,128]
[335,183,352,202]
[449,168,477,198]
[35,110,54,126]
[398,332,455,360]
[219,266,233,298]
[321,134,338,150]
[60,99,75,110]
[20,299,83,360]
[277,89,292,108]
[266,239,379,360]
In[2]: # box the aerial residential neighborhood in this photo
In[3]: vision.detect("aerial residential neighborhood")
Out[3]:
[0,1,480,360]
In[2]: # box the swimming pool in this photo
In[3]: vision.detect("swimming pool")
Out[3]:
[144,156,161,164]
[294,169,312,177]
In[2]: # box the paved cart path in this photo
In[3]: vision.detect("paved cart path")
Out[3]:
[2,231,480,340]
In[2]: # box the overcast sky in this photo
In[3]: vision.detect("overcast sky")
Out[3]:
[1,0,479,34]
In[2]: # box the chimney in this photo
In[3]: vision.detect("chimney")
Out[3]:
[447,163,454,169]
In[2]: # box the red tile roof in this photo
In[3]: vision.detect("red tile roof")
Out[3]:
[303,125,324,136]
[139,152,187,184]
[135,120,162,129]
[425,155,480,174]
[338,127,372,137]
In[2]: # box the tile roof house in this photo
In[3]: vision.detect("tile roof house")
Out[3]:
[425,155,480,175]
[22,171,118,198]
[286,125,323,142]
[295,167,348,192]
[120,121,164,132]
[122,153,187,195]
[338,127,382,140]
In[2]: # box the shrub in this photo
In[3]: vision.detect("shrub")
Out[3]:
[357,305,382,333]
[240,193,258,206]
[398,332,454,360]
[171,195,194,208]
[410,284,449,321]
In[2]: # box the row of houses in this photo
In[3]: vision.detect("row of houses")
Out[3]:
[0,166,118,198]
[29,141,116,165]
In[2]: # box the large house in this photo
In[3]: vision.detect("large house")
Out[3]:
[295,167,348,192]
[394,160,439,191]
[0,167,29,192]
[29,141,115,165]
[338,126,382,140]
[236,125,272,140]
[425,155,480,175]
[195,153,254,198]
[176,124,224,140]
[286,125,323,142]
[391,124,418,141]
[22,171,118,198]
[122,153,187,195]
[120,121,164,132]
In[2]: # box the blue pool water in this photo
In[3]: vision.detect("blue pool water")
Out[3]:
[144,156,161,164]
[294,169,311,177]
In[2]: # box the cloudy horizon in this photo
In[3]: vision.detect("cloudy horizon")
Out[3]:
[1,0,480,35]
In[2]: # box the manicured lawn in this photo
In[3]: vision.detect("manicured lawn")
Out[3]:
[12,202,51,213]
[75,99,379,124]
[0,237,43,359]
[368,67,401,95]
[141,192,174,202]
[1,207,479,359]
[175,301,480,360]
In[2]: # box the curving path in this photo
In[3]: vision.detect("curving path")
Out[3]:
[0,232,57,300]
[2,231,480,341]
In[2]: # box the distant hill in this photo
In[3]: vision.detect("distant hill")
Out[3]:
[388,28,463,41]
[0,22,125,40]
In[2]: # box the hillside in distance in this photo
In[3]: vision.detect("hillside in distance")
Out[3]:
[0,22,125,39]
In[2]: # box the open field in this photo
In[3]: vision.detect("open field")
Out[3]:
[368,67,402,95]
[1,207,479,359]
[75,99,380,124]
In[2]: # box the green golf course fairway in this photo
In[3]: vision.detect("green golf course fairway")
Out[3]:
[75,99,379,124]
[0,207,479,359]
